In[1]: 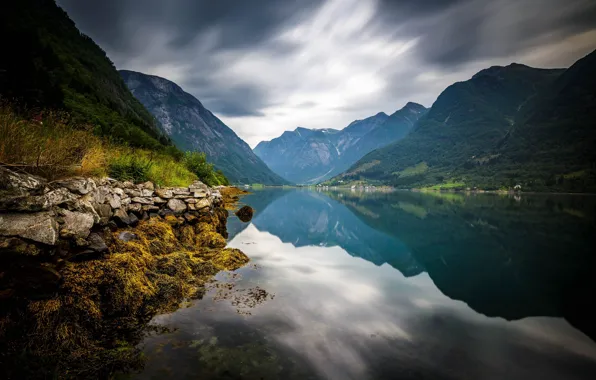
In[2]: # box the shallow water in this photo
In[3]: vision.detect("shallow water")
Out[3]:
[132,189,596,380]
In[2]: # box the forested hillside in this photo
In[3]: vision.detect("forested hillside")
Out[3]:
[1,0,169,150]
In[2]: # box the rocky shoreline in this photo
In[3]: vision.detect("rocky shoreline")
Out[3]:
[0,167,250,378]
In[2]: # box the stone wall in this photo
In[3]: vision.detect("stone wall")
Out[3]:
[0,166,225,259]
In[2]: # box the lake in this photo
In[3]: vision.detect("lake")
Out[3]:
[132,189,596,380]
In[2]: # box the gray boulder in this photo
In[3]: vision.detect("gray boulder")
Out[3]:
[128,212,140,227]
[54,177,96,195]
[152,197,167,204]
[93,186,110,204]
[131,197,153,205]
[113,208,132,227]
[0,212,58,245]
[155,189,173,199]
[189,181,209,192]
[61,210,94,239]
[124,189,142,197]
[0,187,76,212]
[195,198,212,209]
[140,181,155,191]
[128,203,142,214]
[193,191,208,198]
[70,196,101,224]
[0,166,45,192]
[87,233,108,253]
[118,231,138,242]
[167,199,187,213]
[105,193,121,209]
[94,203,112,218]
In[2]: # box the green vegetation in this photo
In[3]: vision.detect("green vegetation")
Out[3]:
[183,152,230,187]
[419,181,466,191]
[393,162,429,178]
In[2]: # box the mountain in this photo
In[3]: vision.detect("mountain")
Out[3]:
[333,62,572,190]
[335,52,596,192]
[0,0,169,150]
[253,103,426,184]
[120,70,289,185]
[495,50,596,191]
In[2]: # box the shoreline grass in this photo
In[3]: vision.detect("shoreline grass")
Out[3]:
[0,105,228,187]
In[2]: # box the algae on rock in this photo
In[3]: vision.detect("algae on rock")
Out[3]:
[0,216,248,379]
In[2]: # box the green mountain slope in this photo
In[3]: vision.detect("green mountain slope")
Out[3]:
[495,50,596,191]
[0,0,169,150]
[333,62,580,190]
[120,70,290,185]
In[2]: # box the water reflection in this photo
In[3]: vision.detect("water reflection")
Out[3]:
[135,189,596,380]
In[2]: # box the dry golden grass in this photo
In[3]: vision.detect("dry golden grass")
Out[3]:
[0,105,104,179]
[0,105,197,185]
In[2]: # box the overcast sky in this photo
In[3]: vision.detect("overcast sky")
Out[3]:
[57,0,596,147]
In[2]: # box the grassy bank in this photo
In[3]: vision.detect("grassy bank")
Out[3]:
[0,105,228,186]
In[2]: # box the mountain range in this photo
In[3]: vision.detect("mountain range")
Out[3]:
[254,102,427,184]
[332,51,596,192]
[119,71,288,185]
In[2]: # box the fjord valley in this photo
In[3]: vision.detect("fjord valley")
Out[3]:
[2,0,596,379]
[254,102,427,184]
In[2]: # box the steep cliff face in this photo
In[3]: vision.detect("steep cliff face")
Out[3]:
[254,104,426,184]
[120,70,289,185]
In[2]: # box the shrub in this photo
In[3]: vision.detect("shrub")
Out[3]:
[107,154,152,183]
[183,151,229,186]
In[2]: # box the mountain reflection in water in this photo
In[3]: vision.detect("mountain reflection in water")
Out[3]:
[136,189,596,380]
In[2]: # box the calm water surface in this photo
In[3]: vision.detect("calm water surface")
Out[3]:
[133,189,596,380]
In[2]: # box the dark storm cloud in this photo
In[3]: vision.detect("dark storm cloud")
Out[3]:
[375,0,596,67]
[58,0,322,54]
[57,0,322,118]
[56,0,596,145]
[188,81,268,117]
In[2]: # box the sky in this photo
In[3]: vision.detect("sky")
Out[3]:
[57,0,596,147]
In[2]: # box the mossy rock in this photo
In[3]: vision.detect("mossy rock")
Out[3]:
[196,248,249,271]
[235,205,254,222]
[194,222,226,249]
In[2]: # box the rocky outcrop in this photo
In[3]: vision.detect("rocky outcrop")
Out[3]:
[0,166,224,253]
